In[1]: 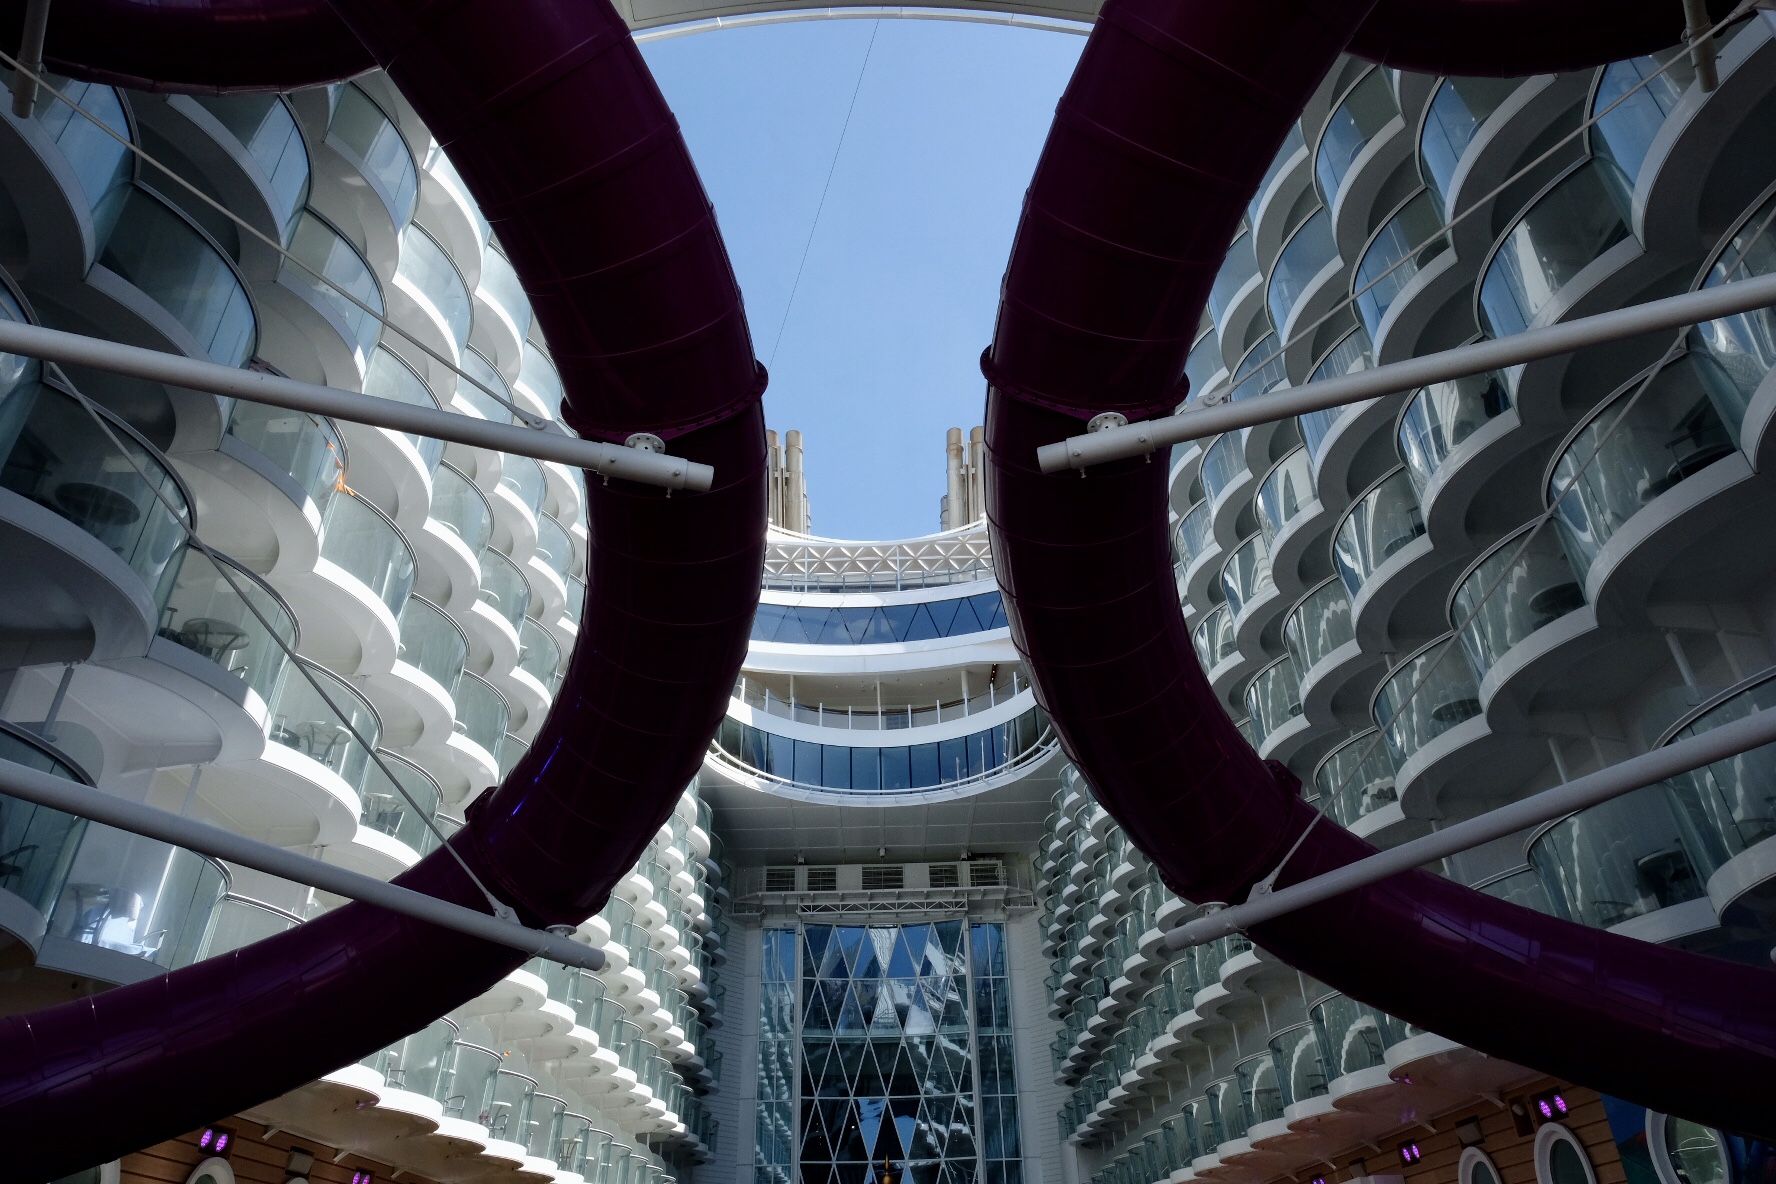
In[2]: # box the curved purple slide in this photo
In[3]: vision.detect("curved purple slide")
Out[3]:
[0,0,765,1173]
[984,0,1776,1141]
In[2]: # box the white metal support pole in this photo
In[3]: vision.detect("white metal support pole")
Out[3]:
[1163,706,1776,950]
[0,761,607,970]
[0,320,714,492]
[1039,272,1776,473]
[9,0,51,117]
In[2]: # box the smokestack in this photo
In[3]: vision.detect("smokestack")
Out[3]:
[785,429,808,533]
[944,427,966,530]
[966,426,986,524]
[766,429,783,527]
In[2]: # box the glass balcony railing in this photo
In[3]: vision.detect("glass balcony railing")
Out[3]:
[500,454,547,517]
[1297,325,1373,461]
[1284,578,1355,675]
[517,617,563,693]
[1548,352,1740,576]
[477,245,533,341]
[359,751,442,856]
[1207,1077,1247,1144]
[46,823,227,970]
[1236,716,1258,749]
[0,725,89,919]
[2,70,132,237]
[397,223,472,349]
[528,516,573,589]
[1315,730,1397,828]
[1237,1049,1285,1127]
[1209,231,1260,328]
[327,83,418,229]
[1184,330,1224,403]
[488,1062,539,1145]
[1354,190,1448,339]
[0,376,190,606]
[362,346,445,471]
[1452,526,1585,679]
[1268,208,1337,333]
[1478,160,1632,344]
[1397,367,1511,496]
[397,595,467,695]
[200,892,301,956]
[563,574,585,631]
[361,1016,457,1099]
[1666,675,1776,875]
[1249,123,1306,225]
[1268,1021,1329,1109]
[1311,993,1402,1078]
[1315,69,1398,205]
[1176,500,1212,568]
[1475,866,1555,913]
[1221,533,1274,620]
[1200,434,1246,507]
[733,672,1027,731]
[281,210,383,365]
[194,94,309,239]
[444,1028,504,1125]
[1591,54,1696,188]
[430,463,493,557]
[223,397,344,509]
[1333,467,1423,600]
[516,341,564,420]
[158,548,298,706]
[1687,191,1776,428]
[1255,448,1313,542]
[453,349,513,429]
[1194,933,1254,987]
[318,489,415,616]
[1246,656,1304,747]
[1373,638,1481,767]
[712,705,1051,794]
[1231,332,1287,405]
[1191,604,1236,670]
[100,186,256,367]
[1189,1096,1218,1158]
[1418,76,1521,214]
[478,547,531,632]
[424,144,490,246]
[454,672,509,759]
[268,659,380,792]
[1530,785,1708,929]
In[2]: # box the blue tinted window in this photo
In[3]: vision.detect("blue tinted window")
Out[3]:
[750,592,1007,644]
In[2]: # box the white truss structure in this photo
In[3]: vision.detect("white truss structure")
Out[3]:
[762,522,996,591]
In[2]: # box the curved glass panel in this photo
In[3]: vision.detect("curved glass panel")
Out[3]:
[195,94,309,238]
[1245,656,1304,747]
[424,144,490,244]
[1687,191,1776,427]
[1207,1077,1247,1143]
[1478,161,1631,343]
[327,84,418,226]
[1237,1051,1284,1126]
[1548,353,1738,575]
[363,346,445,471]
[1231,332,1287,406]
[1268,1023,1328,1108]
[160,548,297,706]
[534,513,574,580]
[1192,604,1236,670]
[1311,994,1401,1077]
[3,71,133,236]
[443,1031,503,1124]
[1354,191,1448,338]
[430,463,493,556]
[1297,327,1372,460]
[1419,77,1521,212]
[283,211,382,364]
[478,547,531,631]
[319,490,416,615]
[1201,434,1246,506]
[713,706,1050,794]
[1452,528,1584,679]
[201,894,301,955]
[500,454,547,515]
[0,728,88,915]
[1530,786,1706,928]
[363,1016,457,1098]
[1316,70,1397,203]
[1315,730,1397,828]
[456,345,513,424]
[1592,55,1696,187]
[1663,1117,1730,1184]
[1398,369,1511,495]
[397,223,472,347]
[1255,448,1313,541]
[1176,500,1212,568]
[1477,867,1554,913]
[1220,533,1273,620]
[455,672,509,757]
[516,340,563,419]
[1267,208,1336,333]
[1284,579,1354,674]
[563,574,586,630]
[1665,676,1776,875]
[359,752,442,857]
[1249,123,1306,225]
[224,398,343,508]
[1373,638,1480,767]
[1333,468,1423,599]
[750,590,1007,645]
[397,595,466,694]
[477,245,533,339]
[47,825,227,970]
[1184,331,1224,403]
[268,660,380,792]
[100,187,256,367]
[0,379,190,605]
[518,616,563,692]
[1209,231,1259,327]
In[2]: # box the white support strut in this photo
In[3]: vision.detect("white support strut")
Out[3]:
[0,760,607,971]
[0,319,715,492]
[1164,705,1776,950]
[1038,271,1776,473]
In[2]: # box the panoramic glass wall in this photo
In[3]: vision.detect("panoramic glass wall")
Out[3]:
[756,922,1022,1184]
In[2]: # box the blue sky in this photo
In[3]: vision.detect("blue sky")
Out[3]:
[640,18,1083,540]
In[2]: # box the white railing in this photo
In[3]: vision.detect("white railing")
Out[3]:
[731,672,1027,730]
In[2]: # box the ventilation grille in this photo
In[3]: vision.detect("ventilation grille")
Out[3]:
[862,865,904,891]
[764,867,796,892]
[806,866,838,892]
[968,861,1006,887]
[927,864,961,889]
